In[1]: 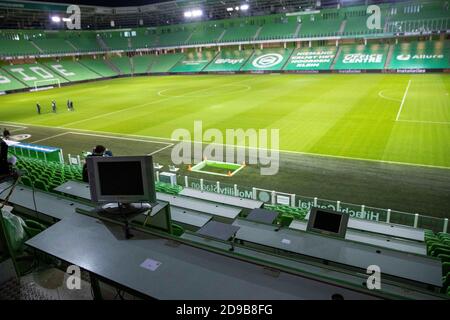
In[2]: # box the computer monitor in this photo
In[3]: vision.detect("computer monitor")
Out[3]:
[86,155,157,215]
[306,208,349,238]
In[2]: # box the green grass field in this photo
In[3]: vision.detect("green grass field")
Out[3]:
[1,73,449,168]
[1,73,450,217]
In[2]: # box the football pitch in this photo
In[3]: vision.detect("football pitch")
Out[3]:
[1,73,449,217]
[1,73,449,168]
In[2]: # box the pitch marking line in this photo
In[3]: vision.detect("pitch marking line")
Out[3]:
[397,120,450,125]
[30,132,71,144]
[3,121,450,171]
[378,90,401,102]
[61,78,254,128]
[0,123,27,132]
[395,79,412,121]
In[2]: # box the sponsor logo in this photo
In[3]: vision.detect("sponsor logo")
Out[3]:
[252,53,284,69]
[215,58,244,65]
[396,54,444,61]
[9,134,31,141]
[396,54,411,61]
[343,53,383,64]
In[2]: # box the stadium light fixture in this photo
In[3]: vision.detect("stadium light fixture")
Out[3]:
[226,7,234,12]
[51,16,61,23]
[240,4,249,11]
[184,9,203,18]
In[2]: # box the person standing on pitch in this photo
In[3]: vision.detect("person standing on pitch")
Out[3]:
[67,99,71,111]
[70,100,74,111]
[36,102,41,115]
[52,100,57,113]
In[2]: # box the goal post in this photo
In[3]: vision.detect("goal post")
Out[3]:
[33,78,61,91]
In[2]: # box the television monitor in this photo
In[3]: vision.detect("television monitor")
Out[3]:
[306,208,349,238]
[86,155,157,215]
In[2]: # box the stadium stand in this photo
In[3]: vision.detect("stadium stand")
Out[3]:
[333,44,389,70]
[241,48,293,71]
[33,38,73,55]
[79,57,119,77]
[284,46,338,71]
[221,24,259,43]
[256,19,299,40]
[132,55,154,74]
[0,39,40,57]
[67,33,104,53]
[44,60,103,82]
[157,30,192,47]
[385,1,450,34]
[131,33,158,49]
[101,34,130,51]
[109,56,132,75]
[170,51,217,73]
[389,41,450,69]
[15,157,83,192]
[298,15,343,38]
[187,25,225,45]
[204,49,253,72]
[0,68,28,92]
[2,63,68,87]
[148,53,184,73]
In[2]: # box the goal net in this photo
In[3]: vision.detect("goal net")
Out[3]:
[33,78,61,91]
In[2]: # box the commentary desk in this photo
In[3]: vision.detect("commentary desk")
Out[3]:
[289,220,427,255]
[25,214,377,300]
[179,188,263,209]
[232,219,442,287]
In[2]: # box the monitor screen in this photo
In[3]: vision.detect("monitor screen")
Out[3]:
[87,155,156,204]
[306,208,349,238]
[312,210,342,234]
[98,161,144,196]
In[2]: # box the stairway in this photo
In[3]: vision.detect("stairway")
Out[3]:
[294,23,302,38]
[65,40,79,52]
[217,29,227,42]
[105,58,121,75]
[339,20,347,35]
[96,36,109,51]
[253,26,263,40]
[130,56,135,75]
[384,44,395,70]
[330,46,342,70]
[30,41,44,54]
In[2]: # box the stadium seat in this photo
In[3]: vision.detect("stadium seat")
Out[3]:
[171,224,185,237]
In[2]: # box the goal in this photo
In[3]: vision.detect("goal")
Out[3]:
[33,78,61,91]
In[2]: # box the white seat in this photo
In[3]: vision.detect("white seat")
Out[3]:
[169,165,179,172]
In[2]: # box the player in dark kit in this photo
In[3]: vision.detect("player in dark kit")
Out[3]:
[36,103,41,114]
[52,100,57,113]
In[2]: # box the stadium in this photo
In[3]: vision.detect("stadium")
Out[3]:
[0,0,449,302]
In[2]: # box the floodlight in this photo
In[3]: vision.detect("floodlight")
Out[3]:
[51,16,61,23]
[240,4,249,11]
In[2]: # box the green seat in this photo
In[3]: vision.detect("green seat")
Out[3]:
[438,254,450,263]
[33,179,48,192]
[442,262,450,276]
[171,224,184,237]
[278,213,294,227]
[19,176,33,188]
[431,247,450,257]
